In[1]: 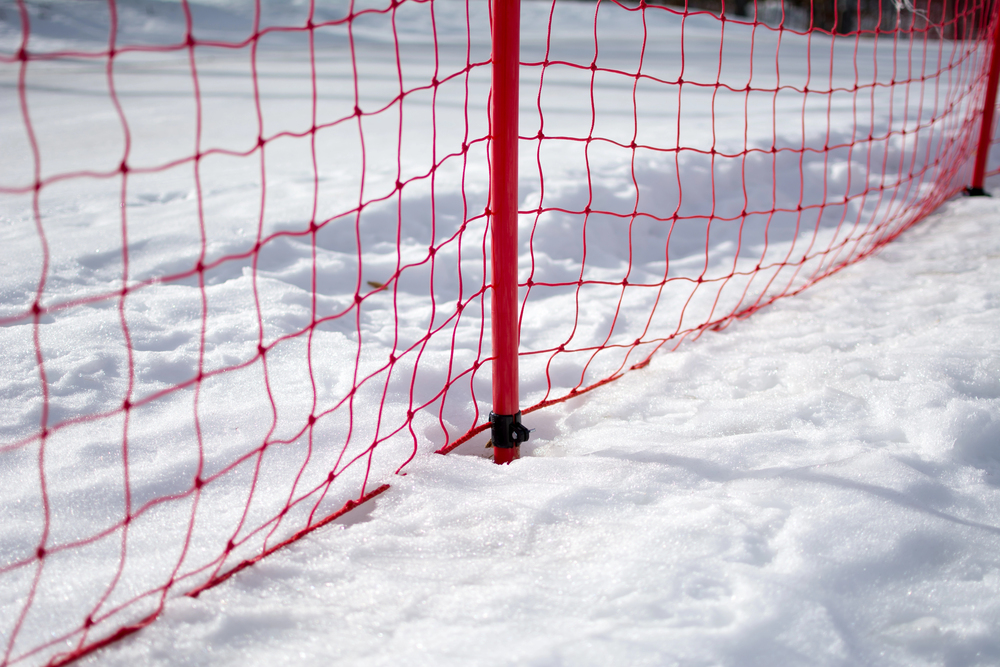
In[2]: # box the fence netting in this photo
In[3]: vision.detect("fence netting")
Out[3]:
[0,0,997,665]
[990,94,1000,176]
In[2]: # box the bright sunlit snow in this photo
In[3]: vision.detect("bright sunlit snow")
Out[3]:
[1,0,999,666]
[85,193,1000,667]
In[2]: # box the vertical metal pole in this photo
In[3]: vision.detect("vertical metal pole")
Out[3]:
[490,0,528,464]
[970,8,1000,196]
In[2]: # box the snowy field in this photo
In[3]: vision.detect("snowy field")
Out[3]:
[86,190,1000,667]
[1,0,999,665]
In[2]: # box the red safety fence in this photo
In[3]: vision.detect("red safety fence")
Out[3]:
[0,0,997,664]
[979,9,1000,181]
[990,116,1000,176]
[989,109,1000,176]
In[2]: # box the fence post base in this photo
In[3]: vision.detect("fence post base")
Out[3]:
[490,411,528,464]
[965,186,991,196]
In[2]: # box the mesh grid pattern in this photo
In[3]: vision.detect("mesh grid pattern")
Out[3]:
[0,0,997,664]
[508,0,994,402]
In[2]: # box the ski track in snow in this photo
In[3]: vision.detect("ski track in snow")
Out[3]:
[1,1,999,665]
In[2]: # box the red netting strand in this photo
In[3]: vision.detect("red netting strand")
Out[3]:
[0,0,997,665]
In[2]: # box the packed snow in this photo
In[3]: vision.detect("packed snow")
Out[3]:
[1,0,998,665]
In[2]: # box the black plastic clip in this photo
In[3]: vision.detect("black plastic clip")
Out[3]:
[489,411,530,449]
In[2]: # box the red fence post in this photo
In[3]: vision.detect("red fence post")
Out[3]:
[489,0,528,464]
[970,7,1000,196]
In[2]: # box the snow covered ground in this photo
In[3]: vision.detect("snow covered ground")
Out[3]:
[1,0,999,665]
[83,190,1000,667]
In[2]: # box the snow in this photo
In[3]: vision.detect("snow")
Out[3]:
[82,194,1000,666]
[1,0,999,665]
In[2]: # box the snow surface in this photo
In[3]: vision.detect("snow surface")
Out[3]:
[1,0,999,665]
[81,193,1000,667]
